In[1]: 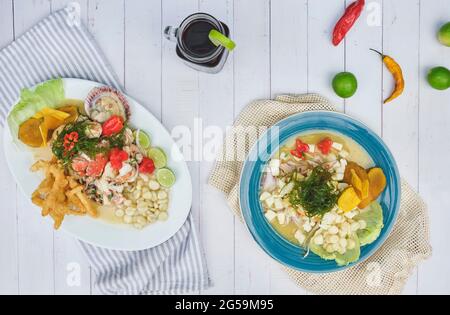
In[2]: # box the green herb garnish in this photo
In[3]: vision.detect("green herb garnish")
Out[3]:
[52,117,126,167]
[289,166,339,217]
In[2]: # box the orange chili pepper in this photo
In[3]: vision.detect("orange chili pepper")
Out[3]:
[370,49,405,104]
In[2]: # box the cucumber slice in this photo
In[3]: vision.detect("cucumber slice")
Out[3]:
[156,168,175,188]
[148,147,167,168]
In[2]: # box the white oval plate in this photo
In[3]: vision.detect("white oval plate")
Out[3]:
[3,78,192,251]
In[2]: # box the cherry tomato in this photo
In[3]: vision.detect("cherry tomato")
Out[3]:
[139,157,155,174]
[102,115,124,137]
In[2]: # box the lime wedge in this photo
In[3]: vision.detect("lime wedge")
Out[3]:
[147,147,167,168]
[156,168,176,188]
[135,129,151,150]
[208,29,236,51]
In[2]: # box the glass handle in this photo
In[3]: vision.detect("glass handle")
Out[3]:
[163,26,178,42]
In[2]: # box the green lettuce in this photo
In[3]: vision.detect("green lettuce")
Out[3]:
[310,232,361,266]
[354,201,384,246]
[335,234,360,266]
[7,78,65,139]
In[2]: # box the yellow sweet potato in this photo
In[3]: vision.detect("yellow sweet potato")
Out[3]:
[368,167,387,199]
[338,187,362,213]
[345,163,370,200]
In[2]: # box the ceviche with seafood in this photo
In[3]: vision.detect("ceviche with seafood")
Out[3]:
[7,79,175,230]
[260,132,387,266]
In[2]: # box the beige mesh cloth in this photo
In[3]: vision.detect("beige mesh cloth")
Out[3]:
[209,94,432,295]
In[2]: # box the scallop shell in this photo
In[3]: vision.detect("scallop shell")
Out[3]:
[84,86,130,123]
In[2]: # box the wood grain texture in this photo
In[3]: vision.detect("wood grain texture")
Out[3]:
[0,0,449,294]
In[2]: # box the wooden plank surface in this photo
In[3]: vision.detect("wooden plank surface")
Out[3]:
[0,0,449,294]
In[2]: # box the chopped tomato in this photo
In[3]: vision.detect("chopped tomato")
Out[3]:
[139,157,155,174]
[295,139,310,153]
[290,149,304,159]
[109,148,128,171]
[102,115,124,137]
[86,154,108,177]
[317,137,333,155]
[290,138,309,159]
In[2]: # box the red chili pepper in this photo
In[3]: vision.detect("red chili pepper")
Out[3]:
[102,115,124,137]
[63,131,79,151]
[109,148,128,171]
[332,0,365,46]
[139,157,155,174]
[317,138,333,155]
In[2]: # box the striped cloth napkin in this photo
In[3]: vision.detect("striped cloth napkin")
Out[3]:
[0,8,210,295]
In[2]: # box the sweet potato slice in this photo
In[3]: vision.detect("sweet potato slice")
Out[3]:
[368,167,387,199]
[344,162,370,199]
[338,187,362,213]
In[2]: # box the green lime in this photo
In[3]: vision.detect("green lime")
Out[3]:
[135,129,151,150]
[427,66,450,90]
[156,168,176,188]
[208,29,236,51]
[438,22,450,47]
[147,147,167,168]
[332,72,358,98]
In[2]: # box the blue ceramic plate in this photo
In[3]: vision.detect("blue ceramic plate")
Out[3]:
[239,111,401,273]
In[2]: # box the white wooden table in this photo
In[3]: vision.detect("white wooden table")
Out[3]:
[0,0,449,295]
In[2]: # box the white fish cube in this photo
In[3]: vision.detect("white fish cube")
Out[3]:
[294,230,306,245]
[265,196,275,208]
[269,159,280,177]
[332,142,343,151]
[303,222,312,233]
[274,198,284,210]
[339,150,349,158]
[264,210,277,222]
[332,172,344,181]
[277,212,286,225]
[259,191,271,201]
[308,144,315,153]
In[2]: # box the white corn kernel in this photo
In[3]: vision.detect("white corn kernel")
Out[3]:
[339,238,348,249]
[347,239,356,250]
[358,220,367,229]
[115,209,125,217]
[149,180,160,191]
[328,226,339,235]
[123,215,133,224]
[158,212,168,221]
[351,222,360,232]
[314,234,324,245]
[125,207,136,216]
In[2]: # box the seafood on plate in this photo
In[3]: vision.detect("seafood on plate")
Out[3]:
[259,132,387,266]
[8,79,176,230]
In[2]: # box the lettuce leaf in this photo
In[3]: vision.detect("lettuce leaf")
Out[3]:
[7,78,65,139]
[354,201,384,246]
[335,233,360,266]
[310,231,361,266]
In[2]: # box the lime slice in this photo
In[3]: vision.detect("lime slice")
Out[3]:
[208,29,236,51]
[135,129,151,150]
[156,168,176,188]
[147,147,167,168]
